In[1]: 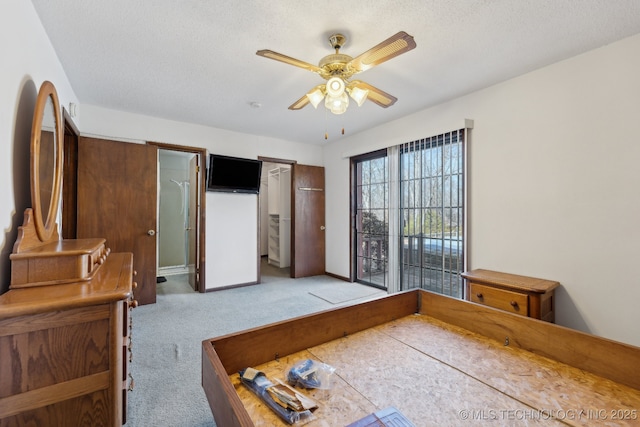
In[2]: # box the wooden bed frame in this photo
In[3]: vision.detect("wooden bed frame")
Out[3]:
[202,289,640,426]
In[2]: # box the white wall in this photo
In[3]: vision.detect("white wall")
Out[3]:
[206,192,258,288]
[324,33,640,347]
[0,1,79,291]
[79,105,323,163]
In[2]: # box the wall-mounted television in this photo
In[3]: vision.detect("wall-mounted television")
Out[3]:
[207,154,263,194]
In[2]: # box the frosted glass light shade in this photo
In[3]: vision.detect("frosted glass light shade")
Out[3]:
[306,88,325,108]
[348,86,369,106]
[325,92,349,114]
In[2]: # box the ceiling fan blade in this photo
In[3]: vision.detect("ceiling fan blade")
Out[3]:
[351,81,398,108]
[348,31,416,73]
[288,93,311,110]
[256,49,322,73]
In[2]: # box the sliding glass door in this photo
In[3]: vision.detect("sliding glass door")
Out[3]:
[353,150,389,289]
[351,129,465,297]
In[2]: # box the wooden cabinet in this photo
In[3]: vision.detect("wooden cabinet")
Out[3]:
[267,167,291,268]
[0,252,135,426]
[461,269,559,322]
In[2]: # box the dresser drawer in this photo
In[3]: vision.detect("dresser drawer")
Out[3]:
[469,282,529,316]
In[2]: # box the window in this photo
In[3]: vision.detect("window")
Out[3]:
[399,130,465,297]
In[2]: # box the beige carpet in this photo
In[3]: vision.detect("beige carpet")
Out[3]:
[126,267,386,427]
[309,283,385,304]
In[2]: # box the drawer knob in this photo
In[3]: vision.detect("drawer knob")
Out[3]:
[510,300,518,308]
[476,293,483,299]
[130,300,139,308]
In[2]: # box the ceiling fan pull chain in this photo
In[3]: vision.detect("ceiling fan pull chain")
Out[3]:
[324,108,328,140]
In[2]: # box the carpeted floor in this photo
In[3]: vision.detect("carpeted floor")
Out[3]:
[126,260,386,427]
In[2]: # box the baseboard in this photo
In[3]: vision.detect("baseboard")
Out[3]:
[205,281,259,293]
[325,271,351,282]
[158,265,190,276]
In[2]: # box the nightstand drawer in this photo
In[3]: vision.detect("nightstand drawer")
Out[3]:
[469,282,529,316]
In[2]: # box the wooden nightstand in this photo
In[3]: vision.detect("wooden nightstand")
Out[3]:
[461,269,560,322]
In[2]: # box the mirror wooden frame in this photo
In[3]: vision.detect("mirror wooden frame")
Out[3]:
[10,81,108,289]
[31,80,63,243]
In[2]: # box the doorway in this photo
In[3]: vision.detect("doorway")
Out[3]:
[352,150,389,290]
[257,157,326,282]
[158,150,197,285]
[259,160,293,282]
[149,142,207,293]
[61,108,79,239]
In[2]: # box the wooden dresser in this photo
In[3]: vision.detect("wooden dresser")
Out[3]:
[0,252,135,426]
[461,269,559,322]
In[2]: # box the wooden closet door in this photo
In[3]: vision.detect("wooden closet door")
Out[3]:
[77,137,157,305]
[291,164,325,278]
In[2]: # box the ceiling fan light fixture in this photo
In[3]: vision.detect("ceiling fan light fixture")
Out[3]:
[326,77,346,97]
[325,92,349,114]
[348,86,369,106]
[306,87,325,108]
[257,30,416,120]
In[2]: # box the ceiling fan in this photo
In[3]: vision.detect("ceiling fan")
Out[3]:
[256,31,416,115]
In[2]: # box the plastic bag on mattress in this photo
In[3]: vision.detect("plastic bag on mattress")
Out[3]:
[287,358,336,389]
[239,367,317,425]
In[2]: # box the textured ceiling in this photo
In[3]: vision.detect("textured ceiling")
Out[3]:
[31,0,640,144]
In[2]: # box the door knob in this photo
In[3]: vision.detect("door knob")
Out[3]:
[147,230,156,236]
[320,226,326,230]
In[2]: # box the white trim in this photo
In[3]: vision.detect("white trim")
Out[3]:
[462,127,470,298]
[79,132,146,145]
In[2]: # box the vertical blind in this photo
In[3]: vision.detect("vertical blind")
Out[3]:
[398,129,465,297]
[352,128,466,298]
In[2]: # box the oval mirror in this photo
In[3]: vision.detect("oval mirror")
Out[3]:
[31,81,63,242]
